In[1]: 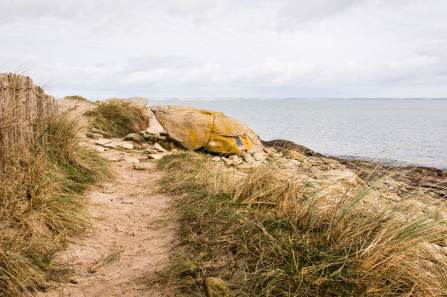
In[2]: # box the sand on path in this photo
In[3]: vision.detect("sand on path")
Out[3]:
[39,99,176,297]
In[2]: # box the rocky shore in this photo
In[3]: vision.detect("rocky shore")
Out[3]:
[79,99,446,203]
[262,139,447,199]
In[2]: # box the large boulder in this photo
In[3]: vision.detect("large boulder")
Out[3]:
[150,105,215,150]
[150,105,261,155]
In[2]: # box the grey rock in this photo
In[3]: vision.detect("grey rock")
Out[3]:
[95,139,112,146]
[152,143,167,152]
[124,133,146,142]
[148,154,165,160]
[253,152,267,161]
[86,133,103,140]
[134,163,152,170]
[118,143,134,150]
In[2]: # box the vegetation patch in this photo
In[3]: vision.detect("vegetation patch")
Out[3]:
[63,95,89,102]
[157,151,447,296]
[0,115,112,296]
[85,99,149,137]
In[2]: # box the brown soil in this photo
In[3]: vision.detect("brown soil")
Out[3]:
[38,99,177,297]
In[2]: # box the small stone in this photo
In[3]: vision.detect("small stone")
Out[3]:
[153,143,167,152]
[124,133,146,142]
[91,127,105,135]
[253,152,267,161]
[241,152,254,164]
[145,148,158,154]
[95,139,111,146]
[104,142,117,149]
[134,163,152,170]
[148,154,165,160]
[211,156,222,162]
[94,146,105,153]
[237,162,255,170]
[221,157,242,167]
[118,143,134,150]
[86,133,103,140]
[229,155,240,161]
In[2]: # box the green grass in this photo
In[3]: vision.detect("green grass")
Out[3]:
[0,114,113,296]
[85,99,150,137]
[157,151,447,296]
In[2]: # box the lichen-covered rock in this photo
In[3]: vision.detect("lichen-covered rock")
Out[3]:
[203,277,232,297]
[150,105,262,155]
[151,105,215,150]
[205,113,253,155]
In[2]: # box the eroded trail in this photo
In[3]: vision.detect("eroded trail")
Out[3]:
[42,100,176,297]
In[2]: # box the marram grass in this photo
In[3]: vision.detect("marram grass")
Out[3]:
[85,99,149,137]
[0,114,112,296]
[157,151,447,296]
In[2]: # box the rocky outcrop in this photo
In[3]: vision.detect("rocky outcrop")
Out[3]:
[150,105,261,155]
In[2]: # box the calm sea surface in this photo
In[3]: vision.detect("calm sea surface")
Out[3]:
[151,99,447,170]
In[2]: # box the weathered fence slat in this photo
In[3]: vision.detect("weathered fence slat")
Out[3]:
[0,73,58,159]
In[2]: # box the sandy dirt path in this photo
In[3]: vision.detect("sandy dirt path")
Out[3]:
[40,100,176,297]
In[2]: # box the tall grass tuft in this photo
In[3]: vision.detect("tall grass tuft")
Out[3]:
[0,114,112,296]
[157,151,447,296]
[85,99,149,137]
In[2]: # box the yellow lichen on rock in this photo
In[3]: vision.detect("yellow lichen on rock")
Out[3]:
[151,105,214,150]
[151,105,261,155]
[205,113,254,154]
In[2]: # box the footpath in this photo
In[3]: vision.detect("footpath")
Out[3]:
[40,100,176,297]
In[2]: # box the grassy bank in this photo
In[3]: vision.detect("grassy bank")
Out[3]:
[157,151,447,296]
[0,114,112,296]
[85,99,149,137]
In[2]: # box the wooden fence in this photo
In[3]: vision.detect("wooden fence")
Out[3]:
[0,73,58,158]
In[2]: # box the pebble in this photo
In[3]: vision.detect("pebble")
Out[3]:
[118,143,134,150]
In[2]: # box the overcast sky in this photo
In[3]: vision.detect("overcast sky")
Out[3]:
[1,0,446,99]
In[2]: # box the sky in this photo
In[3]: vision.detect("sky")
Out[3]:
[1,0,447,99]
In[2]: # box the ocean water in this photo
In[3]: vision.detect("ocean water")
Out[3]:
[151,99,447,170]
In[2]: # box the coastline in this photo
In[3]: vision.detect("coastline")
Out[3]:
[262,139,447,199]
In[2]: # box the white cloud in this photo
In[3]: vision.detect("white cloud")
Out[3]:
[0,0,446,98]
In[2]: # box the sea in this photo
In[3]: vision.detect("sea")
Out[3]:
[151,98,447,171]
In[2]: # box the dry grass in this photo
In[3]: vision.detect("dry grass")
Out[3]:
[85,99,149,137]
[63,95,89,102]
[157,151,447,296]
[0,115,112,296]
